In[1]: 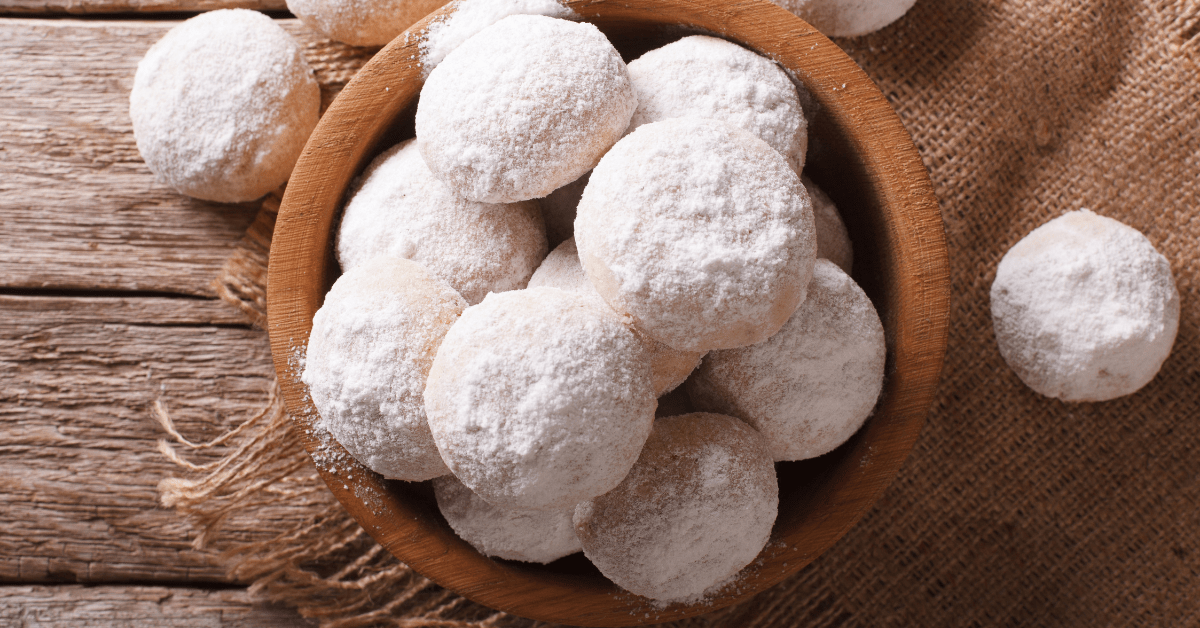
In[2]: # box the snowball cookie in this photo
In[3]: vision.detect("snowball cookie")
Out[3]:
[804,176,854,274]
[302,257,465,481]
[626,35,808,173]
[576,117,817,353]
[416,15,637,203]
[769,0,918,37]
[287,0,445,47]
[574,413,777,602]
[991,209,1179,402]
[687,260,885,461]
[337,139,547,305]
[539,172,589,249]
[433,475,582,564]
[130,10,319,203]
[425,287,656,511]
[529,238,704,396]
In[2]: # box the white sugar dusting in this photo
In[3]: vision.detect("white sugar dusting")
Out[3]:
[434,475,581,563]
[419,0,578,75]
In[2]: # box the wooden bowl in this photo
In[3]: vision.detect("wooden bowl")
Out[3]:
[267,1,950,625]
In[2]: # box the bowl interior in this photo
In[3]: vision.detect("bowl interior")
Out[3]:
[267,1,950,625]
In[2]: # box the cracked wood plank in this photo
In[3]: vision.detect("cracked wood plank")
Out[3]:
[0,585,313,627]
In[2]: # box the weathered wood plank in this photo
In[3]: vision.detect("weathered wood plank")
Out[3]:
[0,0,286,14]
[0,585,313,627]
[0,19,372,297]
[0,295,292,584]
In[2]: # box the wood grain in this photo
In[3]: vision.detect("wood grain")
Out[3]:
[0,585,312,627]
[0,295,287,584]
[0,18,372,297]
[268,0,949,625]
[0,0,285,14]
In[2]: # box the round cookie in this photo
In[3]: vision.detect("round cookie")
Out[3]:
[424,287,656,511]
[337,139,547,305]
[433,475,581,564]
[804,176,854,274]
[416,14,637,203]
[130,9,319,203]
[573,413,777,602]
[287,0,445,47]
[626,35,808,173]
[575,117,817,353]
[769,0,918,37]
[302,256,465,481]
[990,209,1179,401]
[688,260,886,461]
[528,238,704,396]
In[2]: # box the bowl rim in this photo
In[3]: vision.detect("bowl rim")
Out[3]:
[267,1,950,624]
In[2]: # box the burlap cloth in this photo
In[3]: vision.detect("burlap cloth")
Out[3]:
[156,1,1200,625]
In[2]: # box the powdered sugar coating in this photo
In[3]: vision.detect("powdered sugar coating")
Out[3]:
[337,139,547,305]
[804,177,853,274]
[529,238,704,396]
[991,209,1179,401]
[769,0,918,37]
[539,173,589,249]
[287,0,443,46]
[130,9,319,203]
[688,260,885,461]
[626,35,808,173]
[575,117,817,353]
[416,15,637,203]
[425,287,656,511]
[419,0,577,75]
[573,413,777,602]
[302,257,465,481]
[433,475,581,564]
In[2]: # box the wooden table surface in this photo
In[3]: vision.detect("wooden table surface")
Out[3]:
[0,4,370,624]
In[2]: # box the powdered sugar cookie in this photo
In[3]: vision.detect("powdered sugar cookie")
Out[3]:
[287,0,445,47]
[769,0,917,37]
[302,257,465,481]
[416,14,636,203]
[575,117,817,353]
[130,9,319,203]
[337,139,547,305]
[804,176,853,274]
[573,413,777,602]
[528,238,703,396]
[626,35,808,172]
[991,209,1179,401]
[424,287,656,511]
[539,173,589,249]
[688,260,885,461]
[433,475,581,564]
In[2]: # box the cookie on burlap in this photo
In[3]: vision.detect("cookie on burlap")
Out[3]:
[575,117,816,353]
[991,209,1179,402]
[337,139,546,305]
[416,14,636,203]
[688,259,885,461]
[424,287,656,511]
[130,9,319,203]
[573,412,777,601]
[433,474,581,564]
[528,238,704,396]
[302,257,465,481]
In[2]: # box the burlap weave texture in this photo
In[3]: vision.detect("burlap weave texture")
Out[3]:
[161,1,1200,625]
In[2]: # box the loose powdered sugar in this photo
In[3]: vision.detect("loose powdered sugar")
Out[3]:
[130,9,319,203]
[416,14,637,203]
[990,209,1179,401]
[804,176,854,274]
[337,139,547,305]
[626,35,809,173]
[575,117,816,353]
[418,0,577,74]
[687,259,886,461]
[573,413,777,602]
[424,287,656,511]
[287,0,444,46]
[302,257,466,481]
[529,238,704,397]
[769,0,918,37]
[433,474,582,564]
